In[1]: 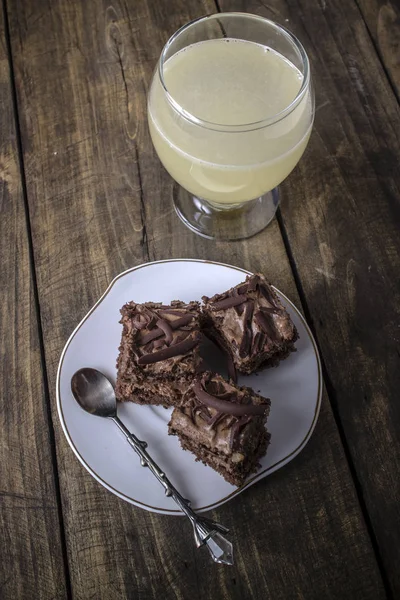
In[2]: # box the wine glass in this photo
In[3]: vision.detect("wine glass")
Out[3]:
[148,13,314,240]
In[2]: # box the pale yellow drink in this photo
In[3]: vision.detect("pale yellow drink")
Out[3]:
[148,38,312,205]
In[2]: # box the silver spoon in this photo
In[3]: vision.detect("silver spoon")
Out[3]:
[71,367,234,565]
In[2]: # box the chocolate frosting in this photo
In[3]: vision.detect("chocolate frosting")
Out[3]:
[210,295,247,311]
[138,334,201,365]
[177,373,270,453]
[193,379,267,416]
[119,301,201,374]
[203,274,296,365]
[140,314,194,345]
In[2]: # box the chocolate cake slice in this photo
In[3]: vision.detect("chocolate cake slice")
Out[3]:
[116,301,203,407]
[168,372,271,487]
[202,273,298,374]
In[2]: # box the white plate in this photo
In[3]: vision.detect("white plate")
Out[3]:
[57,259,322,515]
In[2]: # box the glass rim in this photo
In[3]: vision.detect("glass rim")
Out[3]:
[158,12,311,132]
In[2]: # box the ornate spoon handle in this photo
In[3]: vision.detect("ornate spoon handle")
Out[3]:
[112,415,234,565]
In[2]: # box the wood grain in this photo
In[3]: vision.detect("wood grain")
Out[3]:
[356,0,400,99]
[0,4,68,599]
[5,0,390,597]
[218,0,400,595]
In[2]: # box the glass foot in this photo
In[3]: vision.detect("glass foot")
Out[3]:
[173,187,280,241]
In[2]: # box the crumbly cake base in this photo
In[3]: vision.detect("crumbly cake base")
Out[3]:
[169,428,270,487]
[115,373,192,407]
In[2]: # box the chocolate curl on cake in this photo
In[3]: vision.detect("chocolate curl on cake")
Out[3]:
[239,300,254,358]
[206,275,279,314]
[206,411,227,429]
[138,333,201,365]
[210,295,247,311]
[158,309,190,317]
[252,331,266,354]
[246,274,260,292]
[156,319,173,345]
[254,310,279,342]
[139,314,194,345]
[259,282,278,309]
[259,306,278,314]
[229,415,253,450]
[236,282,248,295]
[141,307,160,328]
[193,379,268,417]
[132,314,149,330]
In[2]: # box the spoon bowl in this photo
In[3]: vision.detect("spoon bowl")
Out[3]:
[71,368,117,418]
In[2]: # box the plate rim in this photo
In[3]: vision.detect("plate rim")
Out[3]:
[56,258,322,514]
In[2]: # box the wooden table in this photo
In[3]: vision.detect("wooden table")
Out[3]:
[1,1,399,598]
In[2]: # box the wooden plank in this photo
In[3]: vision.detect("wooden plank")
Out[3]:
[0,4,68,600]
[218,0,400,595]
[356,0,400,100]
[7,0,387,598]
